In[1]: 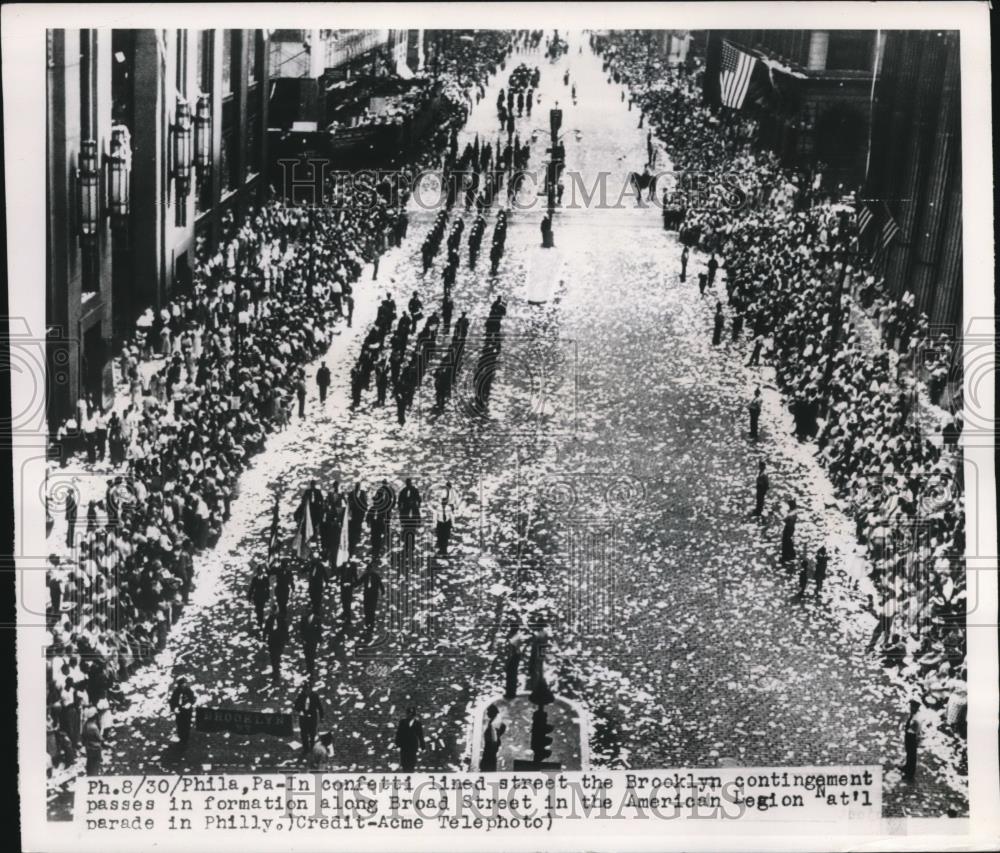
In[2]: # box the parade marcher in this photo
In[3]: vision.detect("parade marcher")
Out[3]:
[274,560,295,620]
[435,496,453,557]
[300,609,322,676]
[361,564,385,630]
[680,245,689,282]
[814,545,829,598]
[263,606,289,684]
[307,557,326,612]
[399,478,422,522]
[781,500,798,565]
[374,357,389,407]
[168,677,196,752]
[248,563,271,629]
[712,301,724,345]
[901,698,922,782]
[442,291,454,334]
[296,377,307,419]
[480,704,507,772]
[753,461,769,517]
[344,284,355,328]
[339,560,358,628]
[748,387,762,439]
[394,707,425,772]
[65,489,78,548]
[394,388,407,426]
[293,678,325,755]
[797,555,811,599]
[316,362,331,405]
[308,732,334,770]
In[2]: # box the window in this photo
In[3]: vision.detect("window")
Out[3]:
[79,30,93,139]
[247,31,259,86]
[825,31,875,72]
[222,30,235,95]
[220,129,235,193]
[245,109,259,179]
[198,30,213,94]
[175,29,188,97]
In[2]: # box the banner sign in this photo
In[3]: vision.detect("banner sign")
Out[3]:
[195,707,294,737]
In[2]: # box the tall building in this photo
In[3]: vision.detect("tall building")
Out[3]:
[863,30,961,329]
[46,29,270,424]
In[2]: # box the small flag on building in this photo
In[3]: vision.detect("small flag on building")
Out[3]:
[879,206,901,251]
[720,40,757,109]
[856,204,874,234]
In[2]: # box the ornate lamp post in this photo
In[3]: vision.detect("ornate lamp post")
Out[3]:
[77,140,100,245]
[173,98,193,224]
[194,93,212,180]
[106,125,132,228]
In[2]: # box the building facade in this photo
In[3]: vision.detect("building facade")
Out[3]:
[702,29,962,328]
[46,29,270,424]
[864,30,962,329]
[704,30,882,188]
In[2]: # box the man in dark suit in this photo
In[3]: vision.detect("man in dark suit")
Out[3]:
[316,362,331,405]
[294,676,325,755]
[65,490,78,548]
[307,558,327,613]
[361,564,385,630]
[300,608,322,677]
[394,707,425,772]
[398,479,422,522]
[753,461,769,517]
[248,564,271,630]
[273,560,295,620]
[435,498,453,557]
[748,387,762,439]
[168,677,196,752]
[263,606,289,685]
[339,561,358,628]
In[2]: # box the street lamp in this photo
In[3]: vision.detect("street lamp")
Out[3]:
[106,125,132,227]
[77,139,100,244]
[172,98,194,201]
[194,93,212,180]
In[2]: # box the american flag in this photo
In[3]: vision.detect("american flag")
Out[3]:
[720,40,757,109]
[879,206,901,250]
[856,204,874,234]
[873,203,901,265]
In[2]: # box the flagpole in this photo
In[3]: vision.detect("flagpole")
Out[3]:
[863,30,882,188]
